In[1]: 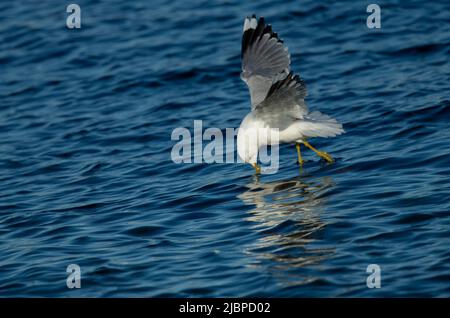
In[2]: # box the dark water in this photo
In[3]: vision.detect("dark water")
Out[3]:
[1,0,449,297]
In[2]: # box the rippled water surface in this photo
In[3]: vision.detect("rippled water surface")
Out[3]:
[1,0,449,297]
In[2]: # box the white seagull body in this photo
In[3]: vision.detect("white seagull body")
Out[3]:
[236,15,344,173]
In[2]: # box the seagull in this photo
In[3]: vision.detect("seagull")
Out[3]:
[237,15,344,174]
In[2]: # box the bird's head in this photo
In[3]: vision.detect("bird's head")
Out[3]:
[237,126,259,164]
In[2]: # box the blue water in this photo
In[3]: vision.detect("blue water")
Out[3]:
[1,0,449,297]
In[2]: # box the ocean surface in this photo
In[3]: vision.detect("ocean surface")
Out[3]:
[1,0,449,297]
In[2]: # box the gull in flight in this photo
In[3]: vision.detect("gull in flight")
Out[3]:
[237,15,344,173]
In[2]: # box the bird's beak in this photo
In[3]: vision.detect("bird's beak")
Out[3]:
[251,163,261,174]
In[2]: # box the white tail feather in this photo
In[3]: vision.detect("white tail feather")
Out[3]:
[299,111,345,138]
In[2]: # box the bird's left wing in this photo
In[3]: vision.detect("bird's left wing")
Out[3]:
[241,15,291,108]
[254,72,309,129]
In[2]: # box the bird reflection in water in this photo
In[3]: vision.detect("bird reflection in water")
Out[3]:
[237,174,336,287]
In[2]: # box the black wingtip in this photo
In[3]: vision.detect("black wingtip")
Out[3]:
[242,15,284,58]
[265,72,306,99]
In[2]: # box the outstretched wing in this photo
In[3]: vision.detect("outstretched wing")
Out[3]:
[241,15,291,108]
[254,72,309,129]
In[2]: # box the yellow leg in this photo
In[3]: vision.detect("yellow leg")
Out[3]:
[251,163,261,174]
[303,141,334,163]
[295,143,304,166]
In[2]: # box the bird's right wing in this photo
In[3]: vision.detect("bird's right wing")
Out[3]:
[241,15,291,108]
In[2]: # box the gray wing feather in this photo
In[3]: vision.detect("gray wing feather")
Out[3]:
[254,72,309,129]
[241,16,291,108]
